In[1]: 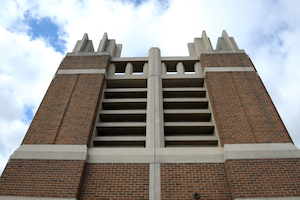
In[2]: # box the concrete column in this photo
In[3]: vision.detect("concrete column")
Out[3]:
[146,48,164,148]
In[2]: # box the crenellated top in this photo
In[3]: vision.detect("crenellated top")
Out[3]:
[68,30,244,58]
[69,33,122,57]
[188,30,245,56]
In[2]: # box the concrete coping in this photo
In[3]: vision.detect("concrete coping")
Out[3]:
[10,145,88,161]
[224,143,300,160]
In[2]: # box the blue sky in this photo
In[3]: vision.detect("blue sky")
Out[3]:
[1,0,300,175]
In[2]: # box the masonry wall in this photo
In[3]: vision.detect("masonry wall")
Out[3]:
[201,53,292,146]
[80,163,149,199]
[225,158,300,199]
[161,163,232,200]
[0,55,109,198]
[0,159,85,198]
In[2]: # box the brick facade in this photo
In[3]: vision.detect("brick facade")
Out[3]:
[225,158,300,199]
[55,73,104,145]
[80,163,149,199]
[58,55,110,70]
[23,55,108,145]
[0,159,85,198]
[161,163,232,200]
[204,68,291,146]
[200,53,253,68]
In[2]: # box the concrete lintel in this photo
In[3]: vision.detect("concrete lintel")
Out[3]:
[93,136,146,142]
[155,147,224,163]
[162,87,205,92]
[0,196,76,200]
[87,147,224,163]
[164,109,210,114]
[88,148,154,163]
[204,67,255,75]
[161,56,199,61]
[10,145,87,161]
[111,57,149,62]
[57,69,106,75]
[163,97,209,102]
[224,143,300,160]
[235,197,300,200]
[161,74,204,79]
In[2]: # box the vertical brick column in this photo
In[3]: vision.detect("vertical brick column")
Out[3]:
[201,53,292,146]
[0,55,109,198]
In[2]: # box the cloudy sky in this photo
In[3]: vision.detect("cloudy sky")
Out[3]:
[1,0,300,174]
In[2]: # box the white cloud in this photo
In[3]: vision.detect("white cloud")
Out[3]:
[1,0,300,175]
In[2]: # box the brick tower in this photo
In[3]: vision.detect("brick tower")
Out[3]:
[1,31,300,200]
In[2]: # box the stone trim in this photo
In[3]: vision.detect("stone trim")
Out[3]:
[56,69,106,74]
[224,143,300,161]
[10,145,87,161]
[9,143,300,162]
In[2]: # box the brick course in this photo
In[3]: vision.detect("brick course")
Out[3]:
[225,158,300,199]
[0,159,85,198]
[161,163,232,200]
[205,71,292,145]
[58,55,110,70]
[200,53,253,69]
[80,163,149,199]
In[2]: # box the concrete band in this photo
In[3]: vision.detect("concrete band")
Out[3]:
[224,143,300,160]
[0,196,76,200]
[235,197,300,200]
[56,69,106,74]
[9,143,300,163]
[10,145,87,161]
[204,66,255,75]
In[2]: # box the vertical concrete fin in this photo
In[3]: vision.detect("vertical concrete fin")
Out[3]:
[202,31,213,50]
[105,39,117,57]
[72,33,91,52]
[125,63,133,75]
[176,62,185,74]
[83,40,95,52]
[147,48,164,148]
[189,31,213,56]
[194,62,203,75]
[97,32,108,52]
[114,44,122,58]
[161,62,167,74]
[188,43,196,56]
[143,63,148,75]
[216,30,235,50]
[107,63,116,75]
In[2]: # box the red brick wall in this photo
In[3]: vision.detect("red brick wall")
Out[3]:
[23,55,109,145]
[200,53,253,69]
[80,163,149,199]
[22,74,78,144]
[0,159,85,198]
[55,73,104,145]
[205,71,291,145]
[161,163,232,200]
[225,158,300,199]
[58,55,110,70]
